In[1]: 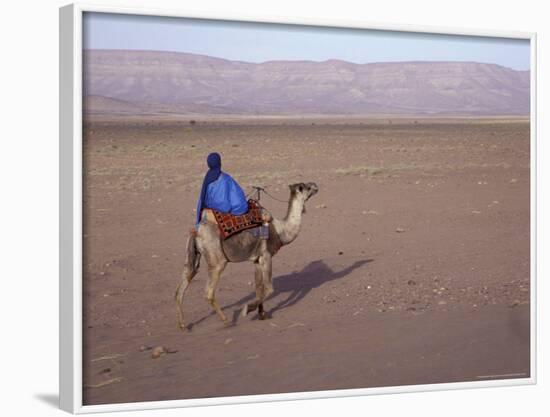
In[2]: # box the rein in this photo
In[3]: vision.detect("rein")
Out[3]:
[247,186,289,204]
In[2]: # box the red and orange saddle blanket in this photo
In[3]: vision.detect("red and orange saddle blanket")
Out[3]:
[204,199,263,239]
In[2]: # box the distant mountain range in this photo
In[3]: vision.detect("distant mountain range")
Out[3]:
[83,49,530,116]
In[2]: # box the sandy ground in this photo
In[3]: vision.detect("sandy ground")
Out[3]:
[82,117,531,405]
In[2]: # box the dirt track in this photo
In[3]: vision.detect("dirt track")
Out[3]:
[82,117,531,405]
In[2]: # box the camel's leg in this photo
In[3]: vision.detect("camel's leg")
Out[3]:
[205,261,228,325]
[242,253,273,319]
[175,233,201,331]
[257,253,273,319]
[175,262,199,331]
[242,264,264,316]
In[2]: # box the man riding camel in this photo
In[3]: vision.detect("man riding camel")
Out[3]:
[195,152,248,229]
[177,151,319,330]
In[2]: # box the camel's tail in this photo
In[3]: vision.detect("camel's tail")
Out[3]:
[186,233,201,275]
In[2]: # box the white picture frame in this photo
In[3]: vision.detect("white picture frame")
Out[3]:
[59,2,537,413]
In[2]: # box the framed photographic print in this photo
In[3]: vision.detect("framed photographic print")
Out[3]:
[59,2,536,413]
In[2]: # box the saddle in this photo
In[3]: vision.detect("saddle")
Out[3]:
[205,199,264,240]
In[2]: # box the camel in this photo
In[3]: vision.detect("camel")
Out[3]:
[175,182,319,331]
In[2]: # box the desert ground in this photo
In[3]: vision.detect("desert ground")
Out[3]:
[82,116,531,405]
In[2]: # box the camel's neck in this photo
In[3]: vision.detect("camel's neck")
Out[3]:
[273,194,304,245]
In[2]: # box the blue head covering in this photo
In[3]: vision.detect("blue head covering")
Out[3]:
[196,152,222,225]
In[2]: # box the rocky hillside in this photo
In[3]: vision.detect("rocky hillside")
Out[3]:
[84,49,530,115]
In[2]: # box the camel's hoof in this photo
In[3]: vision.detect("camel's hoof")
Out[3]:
[178,323,187,333]
[258,311,271,320]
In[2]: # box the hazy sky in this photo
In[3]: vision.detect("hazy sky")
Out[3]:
[83,12,530,70]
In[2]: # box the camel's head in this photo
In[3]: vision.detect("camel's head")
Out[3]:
[289,182,319,212]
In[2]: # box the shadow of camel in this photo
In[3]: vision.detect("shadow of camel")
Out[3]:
[187,258,372,330]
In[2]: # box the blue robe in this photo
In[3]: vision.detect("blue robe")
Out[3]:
[196,173,248,225]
